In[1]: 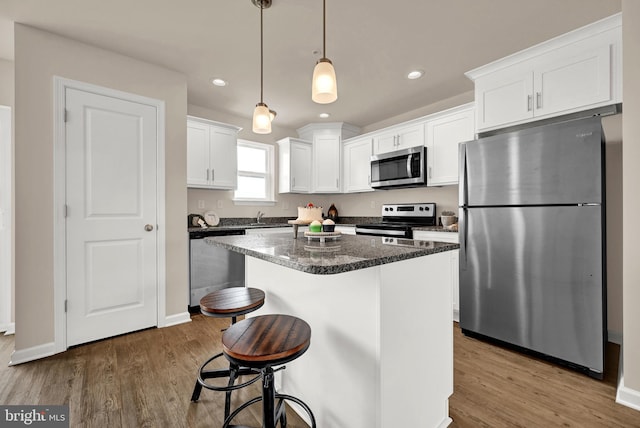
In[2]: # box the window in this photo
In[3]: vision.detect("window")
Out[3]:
[234,139,275,204]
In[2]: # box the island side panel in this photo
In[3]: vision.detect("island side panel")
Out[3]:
[245,256,382,428]
[379,251,454,428]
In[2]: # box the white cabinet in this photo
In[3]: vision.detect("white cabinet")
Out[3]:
[296,122,360,194]
[313,133,342,193]
[342,137,373,193]
[425,104,475,186]
[187,117,241,189]
[467,13,621,132]
[373,123,425,155]
[413,231,459,321]
[278,138,312,193]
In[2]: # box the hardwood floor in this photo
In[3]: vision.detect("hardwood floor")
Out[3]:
[450,324,640,428]
[1,316,638,427]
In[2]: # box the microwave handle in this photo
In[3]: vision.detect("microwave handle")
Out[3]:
[407,153,414,178]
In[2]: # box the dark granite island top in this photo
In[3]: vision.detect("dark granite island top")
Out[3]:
[205,233,459,275]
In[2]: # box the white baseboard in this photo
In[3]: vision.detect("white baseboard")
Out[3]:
[163,311,191,328]
[617,375,640,411]
[9,341,57,366]
[1,322,14,335]
[608,330,623,345]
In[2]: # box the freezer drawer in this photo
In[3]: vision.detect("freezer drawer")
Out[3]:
[459,205,604,373]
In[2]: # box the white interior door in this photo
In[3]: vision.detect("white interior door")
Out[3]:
[65,87,158,346]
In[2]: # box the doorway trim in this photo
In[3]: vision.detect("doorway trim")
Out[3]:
[53,76,166,353]
[0,105,12,335]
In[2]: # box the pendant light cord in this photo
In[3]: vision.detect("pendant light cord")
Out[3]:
[322,0,326,58]
[260,2,264,104]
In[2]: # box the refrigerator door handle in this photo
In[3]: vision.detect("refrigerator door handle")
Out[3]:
[459,142,468,206]
[458,207,467,269]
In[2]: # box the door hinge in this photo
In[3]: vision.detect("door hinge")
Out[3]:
[64,300,68,313]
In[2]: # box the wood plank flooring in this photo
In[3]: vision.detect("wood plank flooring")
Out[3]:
[1,316,639,427]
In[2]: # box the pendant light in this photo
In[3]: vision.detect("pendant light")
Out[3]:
[252,0,272,134]
[312,0,338,104]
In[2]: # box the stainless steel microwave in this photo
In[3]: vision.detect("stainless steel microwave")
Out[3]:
[370,146,426,189]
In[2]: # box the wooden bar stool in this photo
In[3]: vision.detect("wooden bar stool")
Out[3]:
[221,314,316,428]
[191,287,266,421]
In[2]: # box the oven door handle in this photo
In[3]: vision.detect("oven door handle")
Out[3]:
[356,228,408,237]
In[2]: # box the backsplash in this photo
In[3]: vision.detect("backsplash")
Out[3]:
[187,185,459,220]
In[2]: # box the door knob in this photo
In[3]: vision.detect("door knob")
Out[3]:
[145,224,154,232]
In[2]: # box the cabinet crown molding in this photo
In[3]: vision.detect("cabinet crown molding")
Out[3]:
[465,12,621,81]
[296,122,361,140]
[187,115,242,132]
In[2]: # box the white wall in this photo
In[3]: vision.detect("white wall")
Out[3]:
[620,0,640,409]
[14,25,188,352]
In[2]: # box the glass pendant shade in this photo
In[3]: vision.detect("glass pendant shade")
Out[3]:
[252,102,272,134]
[312,58,338,104]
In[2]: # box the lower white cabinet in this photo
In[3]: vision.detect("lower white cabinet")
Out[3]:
[425,104,475,186]
[413,230,459,321]
[342,137,373,193]
[187,117,241,189]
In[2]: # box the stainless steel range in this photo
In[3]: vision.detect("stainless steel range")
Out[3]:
[355,203,436,238]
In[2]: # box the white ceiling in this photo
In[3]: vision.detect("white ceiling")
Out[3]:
[0,0,621,130]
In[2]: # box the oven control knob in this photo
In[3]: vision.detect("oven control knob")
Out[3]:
[419,207,424,211]
[389,207,394,211]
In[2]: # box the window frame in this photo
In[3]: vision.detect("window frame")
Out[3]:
[233,139,276,205]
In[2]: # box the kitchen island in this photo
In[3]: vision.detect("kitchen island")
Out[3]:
[206,233,458,428]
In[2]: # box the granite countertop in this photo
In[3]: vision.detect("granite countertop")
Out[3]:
[412,225,459,233]
[206,233,459,275]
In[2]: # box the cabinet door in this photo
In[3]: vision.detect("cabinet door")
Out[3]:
[534,44,611,118]
[343,138,373,193]
[313,134,341,193]
[426,108,474,186]
[451,249,459,322]
[187,121,210,187]
[373,124,425,154]
[373,130,398,154]
[475,68,534,131]
[290,141,312,192]
[209,125,238,189]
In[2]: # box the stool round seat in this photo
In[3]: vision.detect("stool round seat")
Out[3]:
[223,314,311,368]
[200,287,265,318]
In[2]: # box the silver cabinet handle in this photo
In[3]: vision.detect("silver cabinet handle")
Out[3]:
[527,95,532,112]
[145,224,154,232]
[536,92,542,109]
[206,168,210,181]
[368,175,371,185]
[292,177,296,187]
[428,166,432,179]
[336,178,339,188]
[211,168,215,182]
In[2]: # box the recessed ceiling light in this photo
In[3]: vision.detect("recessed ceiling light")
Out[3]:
[407,70,424,80]
[211,78,228,87]
[319,113,330,118]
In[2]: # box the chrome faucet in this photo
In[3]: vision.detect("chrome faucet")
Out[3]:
[256,210,265,224]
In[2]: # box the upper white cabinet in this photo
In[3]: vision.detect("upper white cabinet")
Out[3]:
[297,123,360,194]
[425,104,475,186]
[187,116,241,189]
[343,137,374,193]
[277,138,312,193]
[373,123,425,155]
[467,13,621,132]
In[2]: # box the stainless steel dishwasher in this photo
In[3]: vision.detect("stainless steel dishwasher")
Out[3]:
[189,228,245,310]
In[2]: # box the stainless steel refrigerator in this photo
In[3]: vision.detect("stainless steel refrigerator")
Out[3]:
[458,116,606,378]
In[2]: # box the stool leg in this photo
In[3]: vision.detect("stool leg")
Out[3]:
[191,379,203,402]
[263,367,276,428]
[223,363,239,420]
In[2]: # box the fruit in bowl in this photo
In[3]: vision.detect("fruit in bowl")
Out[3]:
[322,218,335,232]
[309,220,323,233]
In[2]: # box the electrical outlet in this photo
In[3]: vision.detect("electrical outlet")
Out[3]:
[198,200,205,209]
[217,200,223,209]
